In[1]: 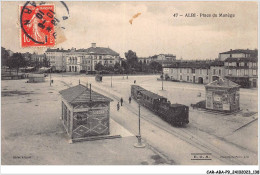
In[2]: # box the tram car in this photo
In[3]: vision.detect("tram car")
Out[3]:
[131,85,189,126]
[95,74,103,82]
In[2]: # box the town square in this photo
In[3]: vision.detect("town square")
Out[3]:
[1,1,259,174]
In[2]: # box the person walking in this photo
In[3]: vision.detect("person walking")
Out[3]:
[117,102,120,111]
[120,97,123,106]
[129,96,132,104]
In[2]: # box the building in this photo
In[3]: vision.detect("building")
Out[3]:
[65,43,121,72]
[31,53,47,67]
[45,43,121,72]
[163,60,212,84]
[210,61,225,82]
[66,43,121,72]
[138,54,176,66]
[224,57,258,88]
[45,48,68,71]
[59,84,113,143]
[205,78,240,112]
[218,49,257,61]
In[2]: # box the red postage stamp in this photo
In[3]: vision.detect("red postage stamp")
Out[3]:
[20,2,56,47]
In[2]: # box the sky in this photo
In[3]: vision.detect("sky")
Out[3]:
[1,1,258,60]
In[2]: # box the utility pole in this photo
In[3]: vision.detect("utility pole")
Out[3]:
[134,93,145,148]
[111,74,112,87]
[162,72,164,90]
[49,68,52,86]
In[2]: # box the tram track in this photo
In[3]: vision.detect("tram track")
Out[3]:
[79,80,246,165]
[60,77,248,165]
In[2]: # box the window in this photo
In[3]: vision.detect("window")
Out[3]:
[241,69,244,76]
[207,69,209,75]
[187,76,189,81]
[99,56,102,59]
[192,69,195,73]
[245,62,248,67]
[245,69,249,75]
[224,62,229,66]
[236,62,239,67]
[199,69,202,74]
[232,62,236,66]
[180,75,182,80]
[253,62,257,67]
[236,69,240,76]
[110,61,113,63]
[219,69,221,75]
[253,70,257,76]
[187,69,189,73]
[180,69,182,73]
[228,69,232,75]
[213,69,216,75]
[240,62,244,66]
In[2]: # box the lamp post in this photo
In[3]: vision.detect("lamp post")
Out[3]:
[161,72,164,90]
[49,68,52,86]
[134,93,145,148]
[111,74,112,87]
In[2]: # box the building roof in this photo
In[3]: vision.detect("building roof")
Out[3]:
[59,84,113,105]
[224,57,258,63]
[164,60,211,69]
[76,47,119,56]
[46,48,69,52]
[210,60,224,66]
[205,78,240,88]
[220,49,258,56]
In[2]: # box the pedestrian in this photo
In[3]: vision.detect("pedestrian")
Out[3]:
[117,102,120,111]
[129,96,131,104]
[120,97,123,106]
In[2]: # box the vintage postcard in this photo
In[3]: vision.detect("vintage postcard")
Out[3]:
[1,1,259,174]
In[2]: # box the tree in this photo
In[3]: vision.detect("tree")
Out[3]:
[7,53,26,75]
[1,47,10,66]
[149,61,162,73]
[125,50,138,71]
[95,62,104,71]
[121,60,130,73]
[43,56,50,67]
[114,62,123,73]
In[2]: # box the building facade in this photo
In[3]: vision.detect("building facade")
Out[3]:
[138,54,176,66]
[59,84,113,143]
[46,48,68,71]
[163,61,212,84]
[224,57,258,88]
[45,43,121,72]
[205,78,240,112]
[65,43,121,72]
[219,49,257,61]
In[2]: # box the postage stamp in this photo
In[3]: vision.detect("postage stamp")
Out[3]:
[20,2,56,47]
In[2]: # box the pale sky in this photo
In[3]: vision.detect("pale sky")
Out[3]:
[1,1,258,60]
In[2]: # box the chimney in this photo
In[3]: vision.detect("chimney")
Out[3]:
[91,43,96,48]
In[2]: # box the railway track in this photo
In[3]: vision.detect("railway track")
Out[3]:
[86,81,248,165]
[61,78,247,165]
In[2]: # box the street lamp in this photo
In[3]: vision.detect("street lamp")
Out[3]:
[134,92,145,148]
[161,72,164,90]
[111,74,112,87]
[49,68,52,86]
